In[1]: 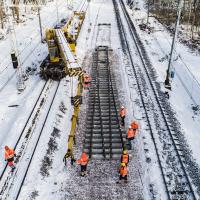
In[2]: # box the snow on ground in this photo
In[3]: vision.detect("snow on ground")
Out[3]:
[16,0,145,199]
[126,0,200,167]
[1,0,200,198]
[0,0,79,91]
[0,0,80,168]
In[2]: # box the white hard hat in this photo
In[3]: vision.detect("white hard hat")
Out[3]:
[121,106,124,109]
[129,126,132,129]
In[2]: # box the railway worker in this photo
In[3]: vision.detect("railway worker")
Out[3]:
[4,146,16,171]
[121,150,129,166]
[76,152,89,176]
[118,162,128,183]
[83,74,92,89]
[119,106,127,126]
[131,120,139,137]
[127,126,135,149]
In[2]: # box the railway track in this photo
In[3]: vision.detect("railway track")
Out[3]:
[84,46,126,159]
[0,80,60,199]
[113,0,198,199]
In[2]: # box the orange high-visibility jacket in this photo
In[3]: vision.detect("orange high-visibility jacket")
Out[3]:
[76,153,89,166]
[120,108,126,117]
[120,166,128,177]
[121,154,129,164]
[127,128,135,139]
[84,75,91,83]
[131,121,139,130]
[5,148,15,160]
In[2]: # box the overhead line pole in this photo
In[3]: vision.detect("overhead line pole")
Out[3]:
[38,7,43,42]
[165,0,183,90]
[6,4,25,91]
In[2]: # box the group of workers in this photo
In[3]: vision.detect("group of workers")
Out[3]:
[118,105,139,183]
[74,105,139,183]
[75,149,130,183]
[120,105,139,149]
[3,77,137,184]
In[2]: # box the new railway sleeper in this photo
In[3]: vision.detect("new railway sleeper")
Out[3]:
[84,46,126,159]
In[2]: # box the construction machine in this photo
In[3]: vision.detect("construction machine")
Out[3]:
[40,11,85,80]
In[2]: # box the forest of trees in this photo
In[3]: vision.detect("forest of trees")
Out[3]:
[0,0,47,29]
[148,0,200,41]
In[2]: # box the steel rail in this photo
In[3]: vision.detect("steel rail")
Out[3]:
[88,53,98,158]
[107,47,113,158]
[0,80,48,182]
[15,81,60,199]
[113,0,196,199]
[106,47,125,151]
[96,48,106,158]
[85,46,124,159]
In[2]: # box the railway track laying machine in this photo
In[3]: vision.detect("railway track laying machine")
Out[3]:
[40,11,86,80]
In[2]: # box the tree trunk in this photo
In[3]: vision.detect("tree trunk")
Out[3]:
[0,0,4,29]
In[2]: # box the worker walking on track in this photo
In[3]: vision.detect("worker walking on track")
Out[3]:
[121,150,129,166]
[76,152,89,176]
[119,106,127,126]
[117,163,128,183]
[4,146,16,172]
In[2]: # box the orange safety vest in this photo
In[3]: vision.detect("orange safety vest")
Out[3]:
[121,154,129,164]
[131,121,138,130]
[84,75,91,84]
[5,148,15,160]
[120,108,126,117]
[127,128,135,139]
[120,166,128,177]
[76,153,89,166]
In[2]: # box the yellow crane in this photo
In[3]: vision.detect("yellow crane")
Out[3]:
[40,11,86,80]
[41,10,88,163]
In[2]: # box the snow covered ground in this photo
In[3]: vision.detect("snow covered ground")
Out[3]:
[0,0,200,199]
[0,0,80,161]
[126,0,200,168]
[13,0,145,199]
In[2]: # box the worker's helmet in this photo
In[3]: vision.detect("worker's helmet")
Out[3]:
[123,150,128,155]
[4,146,9,150]
[129,126,132,129]
[121,162,126,167]
[82,152,87,156]
[121,106,124,109]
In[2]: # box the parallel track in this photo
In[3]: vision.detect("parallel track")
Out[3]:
[15,81,60,200]
[113,0,197,199]
[0,80,48,182]
[0,81,60,199]
[84,46,126,159]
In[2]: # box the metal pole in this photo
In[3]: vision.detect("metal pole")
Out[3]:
[165,0,183,89]
[7,5,25,91]
[55,0,59,24]
[147,0,150,24]
[38,7,43,42]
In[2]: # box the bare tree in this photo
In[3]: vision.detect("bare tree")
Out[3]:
[0,0,5,28]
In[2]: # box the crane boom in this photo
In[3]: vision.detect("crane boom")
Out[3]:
[40,11,86,80]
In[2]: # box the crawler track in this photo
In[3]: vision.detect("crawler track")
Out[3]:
[113,0,197,199]
[84,46,126,159]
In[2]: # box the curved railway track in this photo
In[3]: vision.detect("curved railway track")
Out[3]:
[113,0,198,199]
